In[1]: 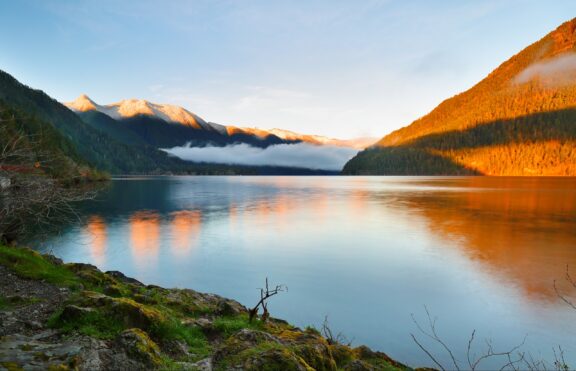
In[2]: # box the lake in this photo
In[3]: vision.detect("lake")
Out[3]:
[32,176,576,368]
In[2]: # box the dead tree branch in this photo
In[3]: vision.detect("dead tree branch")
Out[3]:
[248,277,287,323]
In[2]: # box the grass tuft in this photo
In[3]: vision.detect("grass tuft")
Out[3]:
[0,245,79,287]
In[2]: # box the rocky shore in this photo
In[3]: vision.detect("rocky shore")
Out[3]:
[0,245,419,370]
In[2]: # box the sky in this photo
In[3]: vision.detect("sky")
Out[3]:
[0,0,575,140]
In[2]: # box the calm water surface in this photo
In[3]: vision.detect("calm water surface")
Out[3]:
[34,176,576,368]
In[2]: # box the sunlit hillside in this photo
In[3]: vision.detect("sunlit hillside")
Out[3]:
[343,18,576,175]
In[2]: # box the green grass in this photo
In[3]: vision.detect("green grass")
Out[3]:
[0,245,80,287]
[47,308,125,339]
[213,315,265,337]
[150,319,211,361]
[0,296,9,310]
[0,295,42,310]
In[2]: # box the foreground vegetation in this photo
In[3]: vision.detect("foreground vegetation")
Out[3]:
[0,244,413,370]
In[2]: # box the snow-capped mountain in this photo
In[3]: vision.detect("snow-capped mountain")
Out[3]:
[65,95,375,149]
[66,94,212,130]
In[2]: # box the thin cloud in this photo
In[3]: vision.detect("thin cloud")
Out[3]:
[514,53,576,86]
[162,142,358,171]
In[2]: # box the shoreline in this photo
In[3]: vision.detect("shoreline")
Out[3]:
[0,245,418,370]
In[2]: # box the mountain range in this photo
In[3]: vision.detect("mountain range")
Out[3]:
[65,95,373,150]
[0,69,370,175]
[343,18,576,176]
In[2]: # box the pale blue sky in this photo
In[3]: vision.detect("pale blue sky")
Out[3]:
[0,0,574,139]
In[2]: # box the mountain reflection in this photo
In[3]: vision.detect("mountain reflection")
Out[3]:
[392,177,576,300]
[170,210,201,255]
[83,215,107,266]
[129,211,160,265]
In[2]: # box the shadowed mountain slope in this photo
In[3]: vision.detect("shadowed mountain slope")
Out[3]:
[343,18,576,175]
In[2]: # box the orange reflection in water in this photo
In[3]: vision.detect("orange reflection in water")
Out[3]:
[171,210,201,255]
[399,178,576,301]
[84,215,107,266]
[129,211,160,264]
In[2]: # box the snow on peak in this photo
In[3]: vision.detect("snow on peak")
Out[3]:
[64,95,375,149]
[65,96,207,129]
[67,94,98,112]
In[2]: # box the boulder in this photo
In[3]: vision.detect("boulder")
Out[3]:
[105,271,144,287]
[115,328,162,368]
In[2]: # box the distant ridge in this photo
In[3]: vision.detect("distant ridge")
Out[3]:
[343,18,576,175]
[65,95,374,150]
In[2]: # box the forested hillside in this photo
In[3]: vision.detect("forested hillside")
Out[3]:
[343,19,576,175]
[0,70,329,175]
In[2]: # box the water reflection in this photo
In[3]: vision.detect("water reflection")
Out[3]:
[36,176,576,367]
[170,210,201,255]
[390,177,576,300]
[83,215,107,266]
[129,211,160,267]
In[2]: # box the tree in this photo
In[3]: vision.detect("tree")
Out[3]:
[0,116,96,244]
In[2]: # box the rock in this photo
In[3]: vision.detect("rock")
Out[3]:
[188,357,212,371]
[103,284,124,297]
[41,254,63,266]
[159,339,190,359]
[66,262,100,273]
[80,290,110,307]
[216,300,242,316]
[342,359,376,371]
[0,334,81,370]
[277,329,337,371]
[105,271,144,287]
[330,344,355,366]
[353,345,408,370]
[108,298,164,330]
[213,329,312,370]
[115,328,162,368]
[60,305,95,322]
[132,293,159,305]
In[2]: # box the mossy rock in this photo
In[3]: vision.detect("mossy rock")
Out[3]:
[103,283,129,297]
[59,304,96,322]
[66,263,116,287]
[330,344,355,366]
[276,329,336,371]
[342,359,377,371]
[108,297,165,330]
[214,329,313,370]
[115,328,162,367]
[105,270,144,286]
[237,348,313,371]
[353,346,408,370]
[292,343,336,371]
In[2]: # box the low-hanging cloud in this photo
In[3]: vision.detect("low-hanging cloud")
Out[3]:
[162,142,358,171]
[514,53,576,86]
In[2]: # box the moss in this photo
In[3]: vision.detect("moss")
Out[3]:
[47,365,70,371]
[1,363,23,371]
[216,340,312,371]
[150,319,211,361]
[0,295,41,310]
[48,306,125,339]
[353,346,408,371]
[0,245,80,287]
[118,328,163,367]
[212,314,264,337]
[329,344,355,366]
[291,343,336,371]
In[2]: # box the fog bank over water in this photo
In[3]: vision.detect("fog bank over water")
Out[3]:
[162,142,358,170]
